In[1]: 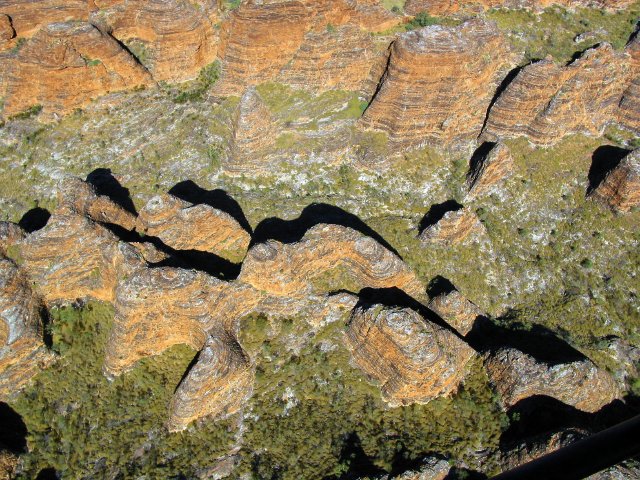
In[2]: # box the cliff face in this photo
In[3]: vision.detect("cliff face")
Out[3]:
[617,33,640,134]
[360,19,517,150]
[1,22,153,118]
[482,44,631,146]
[484,348,620,412]
[344,304,476,406]
[213,0,397,96]
[590,148,640,213]
[90,0,219,82]
[0,0,89,38]
[466,143,514,199]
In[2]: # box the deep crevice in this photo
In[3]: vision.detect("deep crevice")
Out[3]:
[86,168,137,215]
[480,64,524,136]
[418,200,463,235]
[360,40,394,117]
[587,145,630,195]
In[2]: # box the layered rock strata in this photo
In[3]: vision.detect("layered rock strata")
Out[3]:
[0,14,14,45]
[428,289,484,336]
[344,304,476,406]
[168,330,254,432]
[482,44,632,146]
[137,193,250,263]
[466,142,514,198]
[360,19,516,149]
[404,0,634,15]
[590,148,640,213]
[0,258,53,400]
[0,0,88,38]
[617,33,640,134]
[1,21,153,118]
[419,207,484,245]
[484,348,620,412]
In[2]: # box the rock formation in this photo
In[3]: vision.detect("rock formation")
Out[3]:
[419,207,484,245]
[0,14,14,46]
[617,33,640,134]
[391,456,452,480]
[90,0,219,82]
[0,0,88,38]
[1,21,153,119]
[466,143,514,198]
[344,304,476,406]
[428,289,484,336]
[19,213,145,304]
[360,19,516,149]
[226,87,279,174]
[404,0,634,15]
[590,148,640,213]
[168,330,254,431]
[0,222,25,257]
[57,176,136,231]
[484,348,620,412]
[238,224,425,301]
[482,44,631,146]
[136,193,251,263]
[213,0,397,96]
[0,258,53,400]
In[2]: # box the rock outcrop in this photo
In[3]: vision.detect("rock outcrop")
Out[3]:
[419,207,484,245]
[360,19,516,149]
[168,330,254,431]
[617,33,640,134]
[90,0,219,82]
[1,22,152,119]
[590,148,640,213]
[391,456,452,480]
[0,258,53,400]
[428,289,484,336]
[239,224,425,301]
[482,44,631,146]
[484,348,620,412]
[0,222,25,257]
[404,0,634,15]
[0,0,88,38]
[344,304,476,406]
[137,193,251,263]
[19,213,145,304]
[213,0,397,96]
[0,14,14,46]
[466,142,514,198]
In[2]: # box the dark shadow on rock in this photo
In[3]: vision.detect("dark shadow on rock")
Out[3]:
[481,64,524,134]
[587,146,630,195]
[174,348,201,394]
[467,142,496,182]
[445,468,487,480]
[418,200,463,235]
[35,468,58,480]
[86,168,137,215]
[327,432,387,480]
[466,315,585,365]
[0,402,27,453]
[426,275,457,299]
[355,287,464,340]
[252,203,400,258]
[40,306,53,348]
[169,180,252,234]
[18,207,50,233]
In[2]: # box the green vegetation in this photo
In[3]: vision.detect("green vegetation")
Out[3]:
[488,3,640,63]
[173,61,221,103]
[9,104,43,121]
[124,39,151,68]
[382,0,406,11]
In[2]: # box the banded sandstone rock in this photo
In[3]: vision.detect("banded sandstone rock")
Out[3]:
[0,258,54,400]
[419,207,484,245]
[137,193,250,263]
[483,44,631,146]
[484,348,620,412]
[466,142,514,198]
[168,329,254,431]
[428,289,484,336]
[0,14,14,45]
[0,0,88,38]
[0,222,25,257]
[360,19,516,149]
[404,0,633,15]
[1,22,152,119]
[617,33,640,134]
[214,0,397,96]
[590,148,640,213]
[345,304,476,406]
[238,224,425,301]
[91,0,219,82]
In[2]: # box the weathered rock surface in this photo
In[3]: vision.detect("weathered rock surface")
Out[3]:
[137,193,250,263]
[419,207,484,245]
[484,348,620,412]
[239,224,425,301]
[345,304,476,406]
[404,0,633,15]
[0,222,25,257]
[483,44,631,146]
[1,21,152,119]
[0,14,14,45]
[590,148,640,213]
[226,87,279,174]
[428,289,484,336]
[617,33,640,134]
[0,449,19,480]
[390,456,451,480]
[214,0,397,96]
[57,176,136,231]
[0,258,53,400]
[19,213,145,304]
[466,142,514,198]
[168,329,254,431]
[0,0,88,38]
[90,0,219,82]
[360,19,516,149]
